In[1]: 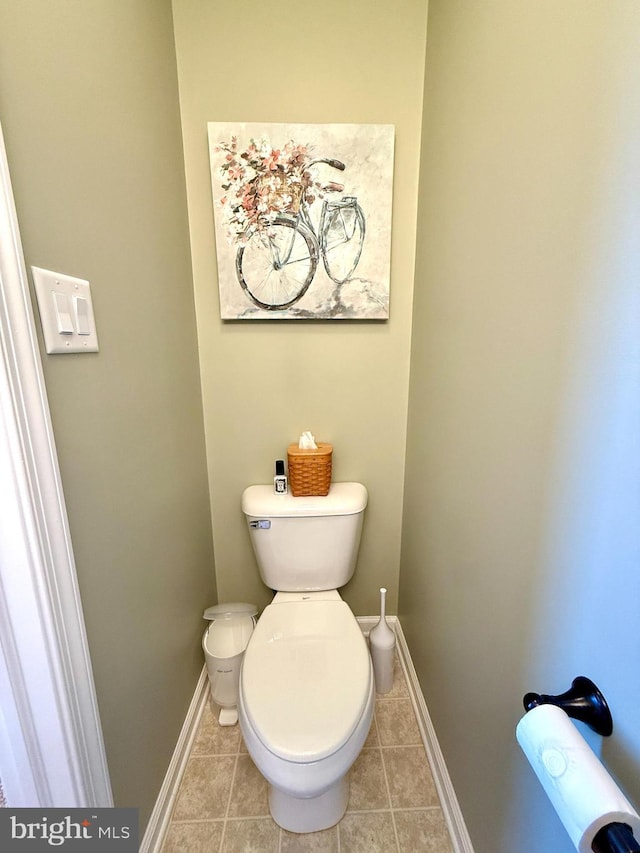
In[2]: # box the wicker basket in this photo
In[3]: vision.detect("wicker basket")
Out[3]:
[287,442,333,496]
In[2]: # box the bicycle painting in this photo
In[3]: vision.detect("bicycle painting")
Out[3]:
[208,123,394,320]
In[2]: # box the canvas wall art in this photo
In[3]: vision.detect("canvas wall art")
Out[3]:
[207,122,394,320]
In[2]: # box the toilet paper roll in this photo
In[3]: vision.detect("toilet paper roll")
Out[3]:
[516,704,640,852]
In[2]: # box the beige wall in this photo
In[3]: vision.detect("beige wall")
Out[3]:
[4,3,637,848]
[401,2,640,851]
[0,0,216,828]
[172,0,428,615]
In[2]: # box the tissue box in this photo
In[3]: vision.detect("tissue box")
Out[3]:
[287,443,333,496]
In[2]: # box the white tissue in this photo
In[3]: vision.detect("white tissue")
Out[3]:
[516,704,640,852]
[298,431,318,449]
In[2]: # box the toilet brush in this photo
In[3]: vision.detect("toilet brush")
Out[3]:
[369,587,395,694]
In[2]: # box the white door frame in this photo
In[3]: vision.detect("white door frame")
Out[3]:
[0,121,112,807]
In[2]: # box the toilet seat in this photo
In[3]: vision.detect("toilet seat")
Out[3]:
[240,599,371,764]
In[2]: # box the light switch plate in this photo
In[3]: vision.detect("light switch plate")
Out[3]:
[32,267,99,354]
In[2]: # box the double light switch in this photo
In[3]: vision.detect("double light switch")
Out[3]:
[32,267,99,354]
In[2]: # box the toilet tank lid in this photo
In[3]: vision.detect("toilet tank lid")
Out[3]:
[242,482,368,518]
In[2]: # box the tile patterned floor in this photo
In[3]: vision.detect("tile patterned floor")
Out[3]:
[162,654,454,852]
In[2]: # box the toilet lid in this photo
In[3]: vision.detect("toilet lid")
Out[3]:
[241,600,371,764]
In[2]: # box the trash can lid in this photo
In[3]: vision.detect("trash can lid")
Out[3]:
[203,602,257,621]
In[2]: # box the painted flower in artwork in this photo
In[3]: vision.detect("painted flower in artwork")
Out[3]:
[216,137,317,243]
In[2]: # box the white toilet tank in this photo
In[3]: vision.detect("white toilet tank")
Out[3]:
[241,482,368,592]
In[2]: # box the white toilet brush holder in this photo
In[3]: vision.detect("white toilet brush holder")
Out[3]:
[369,587,395,694]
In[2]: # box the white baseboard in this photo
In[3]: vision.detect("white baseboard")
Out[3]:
[144,619,473,853]
[139,666,209,853]
[386,618,475,853]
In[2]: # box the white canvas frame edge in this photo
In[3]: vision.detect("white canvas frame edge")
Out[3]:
[207,122,395,320]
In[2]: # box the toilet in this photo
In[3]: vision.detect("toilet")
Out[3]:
[239,482,373,834]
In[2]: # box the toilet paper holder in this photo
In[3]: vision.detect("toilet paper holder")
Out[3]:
[593,822,640,853]
[523,675,613,737]
[522,677,640,853]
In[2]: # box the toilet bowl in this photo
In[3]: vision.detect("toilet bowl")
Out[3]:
[238,590,374,833]
[240,482,370,832]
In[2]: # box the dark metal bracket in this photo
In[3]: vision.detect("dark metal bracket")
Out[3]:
[593,823,640,853]
[522,675,613,737]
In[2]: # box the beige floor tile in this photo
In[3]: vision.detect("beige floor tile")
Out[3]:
[394,808,454,852]
[384,656,410,699]
[347,749,390,811]
[362,717,378,748]
[338,811,397,852]
[163,642,450,853]
[383,746,440,809]
[227,754,270,817]
[192,701,241,756]
[172,755,236,821]
[162,819,224,852]
[375,698,422,746]
[221,817,280,852]
[281,825,339,852]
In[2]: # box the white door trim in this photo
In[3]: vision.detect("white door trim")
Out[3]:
[0,121,112,807]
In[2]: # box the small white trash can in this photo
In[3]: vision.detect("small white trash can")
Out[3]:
[202,602,257,726]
